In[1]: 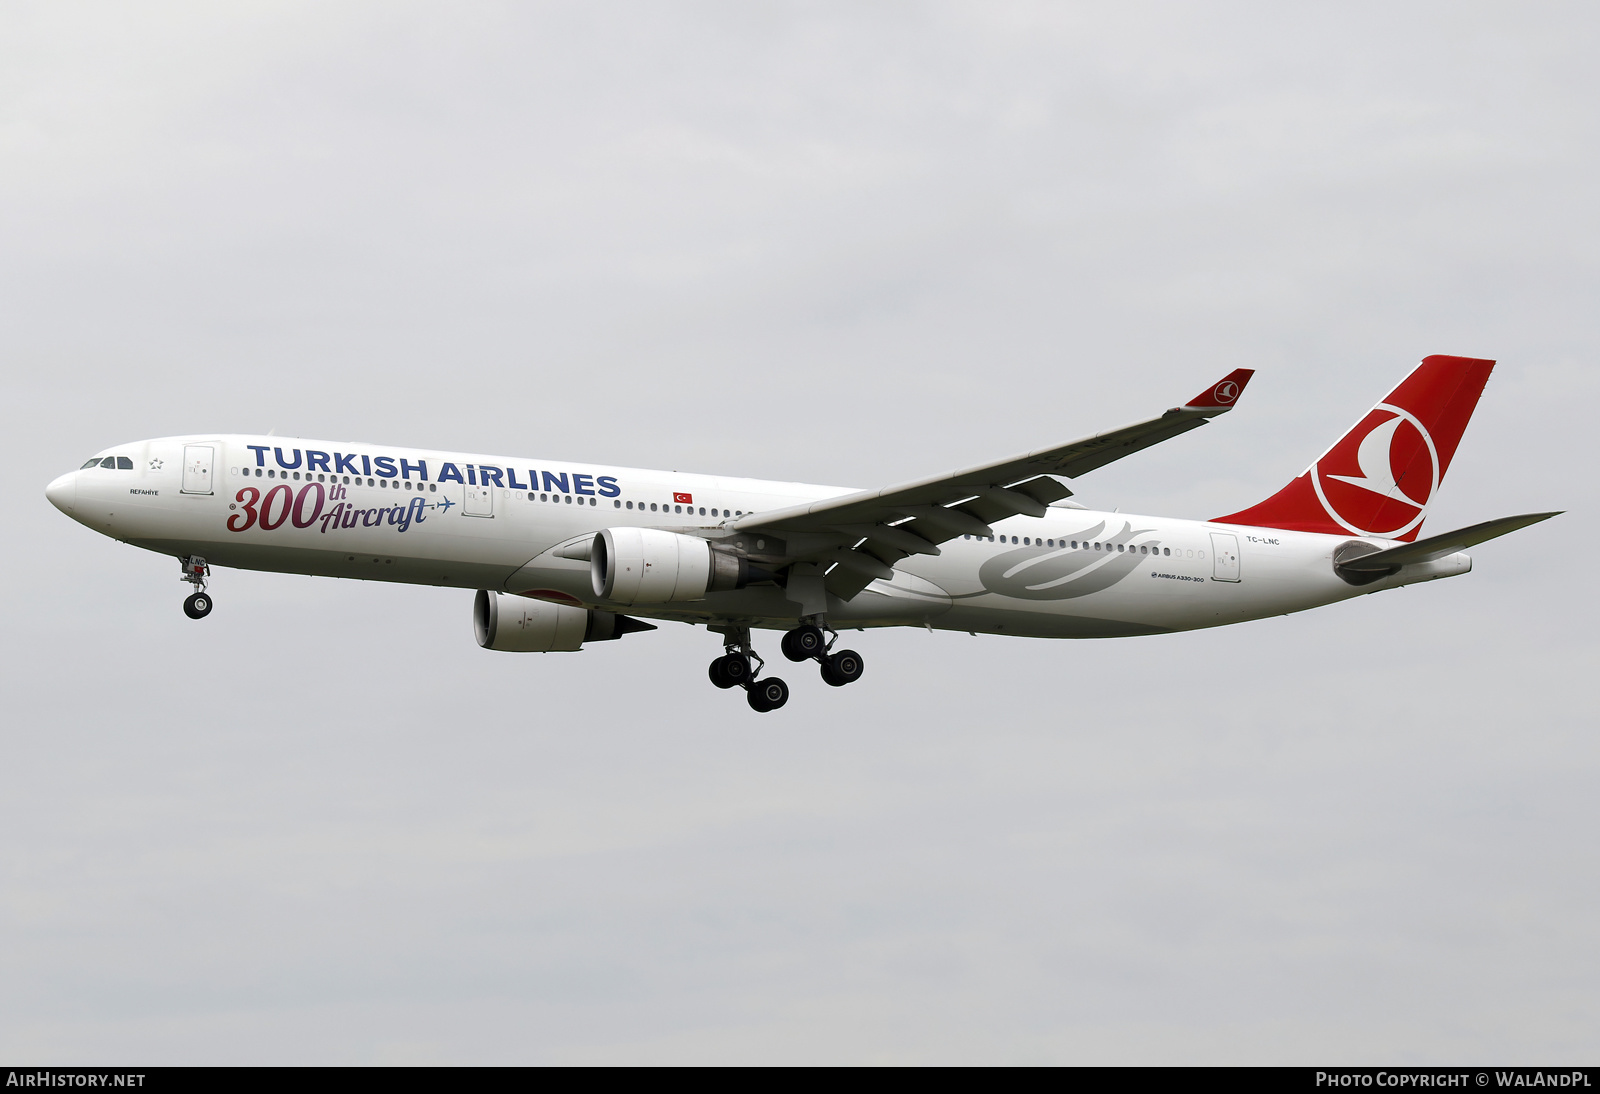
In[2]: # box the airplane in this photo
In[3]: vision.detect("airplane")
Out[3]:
[44,354,1558,713]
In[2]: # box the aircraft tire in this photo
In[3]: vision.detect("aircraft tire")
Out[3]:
[183,592,212,619]
[709,654,750,689]
[781,625,825,662]
[821,649,863,687]
[747,677,789,712]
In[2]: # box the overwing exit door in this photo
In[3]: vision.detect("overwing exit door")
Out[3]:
[181,445,214,495]
[1210,532,1241,581]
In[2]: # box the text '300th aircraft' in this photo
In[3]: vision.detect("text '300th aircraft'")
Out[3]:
[47,355,1557,712]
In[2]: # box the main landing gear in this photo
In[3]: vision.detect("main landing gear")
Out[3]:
[180,555,213,619]
[708,626,791,712]
[781,622,865,688]
[708,620,865,713]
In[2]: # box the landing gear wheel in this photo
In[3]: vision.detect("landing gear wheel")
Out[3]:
[183,592,213,619]
[709,653,751,689]
[781,624,826,662]
[747,677,790,712]
[820,649,864,687]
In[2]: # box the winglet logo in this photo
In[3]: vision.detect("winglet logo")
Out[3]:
[1212,380,1239,404]
[1310,403,1439,538]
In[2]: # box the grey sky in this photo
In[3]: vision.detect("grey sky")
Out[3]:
[2,1,1595,1063]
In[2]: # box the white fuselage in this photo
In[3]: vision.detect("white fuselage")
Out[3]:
[48,434,1471,638]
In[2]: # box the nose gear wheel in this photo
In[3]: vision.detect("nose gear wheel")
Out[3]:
[178,555,213,619]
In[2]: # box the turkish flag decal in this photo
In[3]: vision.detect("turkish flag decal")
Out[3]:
[673,492,693,504]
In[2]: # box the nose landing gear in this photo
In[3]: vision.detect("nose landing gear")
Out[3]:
[180,555,213,619]
[708,625,789,712]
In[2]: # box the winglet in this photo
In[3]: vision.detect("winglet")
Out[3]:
[1185,369,1256,409]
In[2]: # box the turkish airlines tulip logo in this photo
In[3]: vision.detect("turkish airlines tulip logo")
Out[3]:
[1310,403,1439,538]
[1212,380,1240,404]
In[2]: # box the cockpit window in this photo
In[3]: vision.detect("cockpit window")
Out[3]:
[116,457,133,469]
[100,457,117,468]
[82,458,102,469]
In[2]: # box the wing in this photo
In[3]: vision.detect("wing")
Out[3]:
[732,369,1256,600]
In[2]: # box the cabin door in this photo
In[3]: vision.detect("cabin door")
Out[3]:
[181,445,214,495]
[1210,532,1241,582]
[464,482,494,517]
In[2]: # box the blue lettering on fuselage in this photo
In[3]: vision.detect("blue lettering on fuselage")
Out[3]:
[238,442,611,496]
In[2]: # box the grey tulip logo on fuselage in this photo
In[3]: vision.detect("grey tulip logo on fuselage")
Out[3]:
[975,520,1158,600]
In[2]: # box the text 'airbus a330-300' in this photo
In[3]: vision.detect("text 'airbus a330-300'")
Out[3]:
[45,355,1559,712]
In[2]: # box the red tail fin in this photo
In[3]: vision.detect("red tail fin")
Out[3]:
[1214,355,1495,542]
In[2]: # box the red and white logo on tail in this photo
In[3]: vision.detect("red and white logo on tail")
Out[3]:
[1311,403,1438,538]
[1214,355,1494,542]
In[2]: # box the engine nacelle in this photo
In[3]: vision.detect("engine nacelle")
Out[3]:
[473,590,654,652]
[590,527,761,605]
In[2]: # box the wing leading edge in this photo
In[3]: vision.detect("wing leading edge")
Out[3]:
[733,368,1256,600]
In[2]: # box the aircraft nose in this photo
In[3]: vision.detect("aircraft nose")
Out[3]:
[45,471,76,513]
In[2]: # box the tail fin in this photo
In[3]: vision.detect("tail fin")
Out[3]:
[1214,355,1495,541]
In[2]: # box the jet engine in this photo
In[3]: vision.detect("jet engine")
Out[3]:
[474,589,655,652]
[590,527,767,605]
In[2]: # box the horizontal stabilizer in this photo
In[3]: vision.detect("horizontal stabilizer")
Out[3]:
[1337,511,1561,573]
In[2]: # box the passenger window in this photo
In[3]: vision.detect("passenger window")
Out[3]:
[614,500,621,508]
[626,501,633,509]
[650,503,658,512]
[429,483,436,491]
